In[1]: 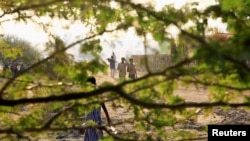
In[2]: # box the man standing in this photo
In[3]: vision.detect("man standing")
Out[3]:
[83,77,111,141]
[117,57,127,79]
[107,56,116,78]
[112,52,116,63]
[10,60,18,77]
[127,58,137,80]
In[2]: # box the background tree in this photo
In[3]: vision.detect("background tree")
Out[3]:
[0,35,41,63]
[0,0,250,141]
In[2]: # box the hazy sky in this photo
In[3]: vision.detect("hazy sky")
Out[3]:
[0,0,224,62]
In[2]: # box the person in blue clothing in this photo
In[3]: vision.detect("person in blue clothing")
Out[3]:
[83,77,111,141]
[107,56,116,78]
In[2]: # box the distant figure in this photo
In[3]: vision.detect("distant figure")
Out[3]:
[18,63,25,74]
[3,63,8,72]
[2,63,9,77]
[117,57,127,79]
[10,60,18,77]
[127,58,137,80]
[112,51,117,73]
[112,52,116,63]
[107,56,116,78]
[83,77,111,141]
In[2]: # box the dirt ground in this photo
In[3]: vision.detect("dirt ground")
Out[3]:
[97,71,250,140]
[43,71,250,141]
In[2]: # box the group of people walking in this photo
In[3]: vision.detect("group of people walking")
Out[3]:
[107,55,137,80]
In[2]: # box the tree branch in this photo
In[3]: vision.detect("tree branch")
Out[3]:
[115,87,250,109]
[0,0,69,18]
[183,79,250,91]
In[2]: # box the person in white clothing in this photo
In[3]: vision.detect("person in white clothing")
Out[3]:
[117,57,127,79]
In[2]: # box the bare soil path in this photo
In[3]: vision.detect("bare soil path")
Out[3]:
[42,71,250,141]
